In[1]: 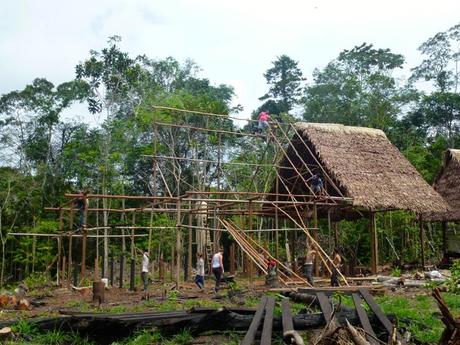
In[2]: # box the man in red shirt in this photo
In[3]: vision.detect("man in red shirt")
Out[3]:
[257,110,270,133]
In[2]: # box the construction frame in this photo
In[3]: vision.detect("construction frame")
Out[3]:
[31,105,359,289]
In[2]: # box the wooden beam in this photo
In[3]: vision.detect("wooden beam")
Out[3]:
[241,296,268,345]
[419,215,425,269]
[260,296,275,345]
[370,212,378,275]
[351,293,378,345]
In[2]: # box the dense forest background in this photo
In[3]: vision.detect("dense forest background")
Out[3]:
[1,21,460,286]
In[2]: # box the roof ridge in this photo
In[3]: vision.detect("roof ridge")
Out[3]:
[294,122,387,138]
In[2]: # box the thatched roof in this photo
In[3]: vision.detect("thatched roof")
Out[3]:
[426,149,460,221]
[276,122,448,215]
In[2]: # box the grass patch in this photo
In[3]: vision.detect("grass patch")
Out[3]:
[375,294,443,343]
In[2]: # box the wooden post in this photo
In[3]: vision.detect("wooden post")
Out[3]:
[109,251,114,286]
[187,200,193,280]
[94,257,99,281]
[442,221,448,256]
[248,200,253,287]
[419,215,425,269]
[176,198,182,289]
[57,209,64,284]
[57,237,62,285]
[230,243,236,275]
[81,193,88,280]
[313,203,319,276]
[275,176,279,258]
[68,208,74,285]
[119,254,124,289]
[333,222,339,247]
[370,212,378,275]
[62,257,66,284]
[129,258,135,291]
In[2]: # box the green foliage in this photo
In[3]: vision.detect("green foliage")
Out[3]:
[448,260,460,292]
[376,294,445,343]
[11,320,39,337]
[390,267,401,277]
[260,54,305,113]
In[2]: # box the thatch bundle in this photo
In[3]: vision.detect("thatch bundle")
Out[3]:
[426,149,460,221]
[281,122,448,215]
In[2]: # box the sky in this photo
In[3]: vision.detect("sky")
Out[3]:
[1,0,460,124]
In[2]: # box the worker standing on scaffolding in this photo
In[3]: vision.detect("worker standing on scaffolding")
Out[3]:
[257,110,270,133]
[310,173,323,196]
[75,189,89,229]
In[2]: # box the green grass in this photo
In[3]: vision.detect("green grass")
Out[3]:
[9,322,94,345]
[374,292,460,344]
[112,329,192,345]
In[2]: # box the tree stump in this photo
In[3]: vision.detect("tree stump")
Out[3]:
[92,281,105,305]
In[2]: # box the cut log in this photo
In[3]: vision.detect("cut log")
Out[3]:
[0,327,12,340]
[346,319,370,345]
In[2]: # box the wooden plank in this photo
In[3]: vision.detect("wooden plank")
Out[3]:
[241,296,268,345]
[260,296,275,345]
[281,298,294,333]
[359,288,405,344]
[297,285,385,296]
[316,292,333,324]
[351,293,378,345]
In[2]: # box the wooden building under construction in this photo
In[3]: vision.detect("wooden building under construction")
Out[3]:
[25,110,451,288]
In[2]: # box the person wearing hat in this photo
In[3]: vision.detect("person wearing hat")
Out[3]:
[141,250,150,292]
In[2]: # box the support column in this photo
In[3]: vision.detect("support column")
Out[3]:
[313,203,319,277]
[187,200,193,281]
[81,193,88,281]
[442,221,448,256]
[248,200,253,287]
[370,212,378,275]
[57,236,62,285]
[419,215,425,269]
[176,198,182,289]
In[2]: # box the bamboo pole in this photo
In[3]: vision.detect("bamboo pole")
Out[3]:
[187,200,192,280]
[176,198,182,288]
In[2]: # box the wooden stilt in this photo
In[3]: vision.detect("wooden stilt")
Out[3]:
[176,198,182,289]
[442,221,448,256]
[370,212,378,275]
[187,200,193,281]
[248,200,253,287]
[81,193,88,281]
[419,215,425,269]
[57,236,62,285]
[230,243,235,275]
[313,203,319,277]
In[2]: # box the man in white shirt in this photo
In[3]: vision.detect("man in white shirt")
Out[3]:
[141,250,150,292]
[211,248,224,292]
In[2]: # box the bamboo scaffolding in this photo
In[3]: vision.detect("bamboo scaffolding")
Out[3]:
[151,105,258,123]
[155,121,263,138]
